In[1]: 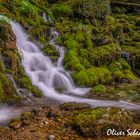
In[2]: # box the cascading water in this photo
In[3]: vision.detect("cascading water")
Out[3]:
[9,20,140,110]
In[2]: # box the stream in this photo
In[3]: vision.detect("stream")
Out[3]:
[0,15,140,125]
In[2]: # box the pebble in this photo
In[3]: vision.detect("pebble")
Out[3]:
[48,135,55,140]
[44,121,49,125]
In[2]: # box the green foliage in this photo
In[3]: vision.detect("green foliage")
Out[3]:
[65,38,79,51]
[21,0,38,15]
[85,35,93,48]
[109,59,137,81]
[72,71,90,86]
[0,15,9,24]
[107,16,115,25]
[74,0,110,23]
[88,43,121,66]
[73,67,112,86]
[51,4,73,18]
[65,56,84,71]
[64,50,77,63]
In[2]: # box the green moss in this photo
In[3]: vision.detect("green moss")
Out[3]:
[17,76,42,97]
[21,0,38,16]
[2,50,20,75]
[74,31,85,43]
[72,71,90,86]
[73,0,110,23]
[73,107,133,136]
[60,102,90,110]
[85,35,93,48]
[43,44,59,58]
[65,56,85,72]
[75,108,105,126]
[80,58,92,69]
[90,85,106,96]
[51,4,73,18]
[109,58,137,81]
[107,16,116,25]
[65,38,79,51]
[21,112,32,120]
[73,67,112,86]
[64,50,77,63]
[0,58,5,73]
[0,72,21,104]
[88,43,121,66]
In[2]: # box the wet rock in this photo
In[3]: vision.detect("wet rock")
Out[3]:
[73,107,133,136]
[59,102,91,111]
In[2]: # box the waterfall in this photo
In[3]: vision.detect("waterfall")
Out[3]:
[43,13,48,22]
[121,50,130,64]
[9,20,140,110]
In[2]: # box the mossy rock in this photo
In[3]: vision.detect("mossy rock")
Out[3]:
[73,107,133,136]
[0,72,21,104]
[109,59,137,82]
[90,85,106,96]
[73,67,112,86]
[17,77,42,97]
[9,117,20,123]
[21,112,32,120]
[42,44,59,62]
[9,121,21,129]
[60,102,91,111]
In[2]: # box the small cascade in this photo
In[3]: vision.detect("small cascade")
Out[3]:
[121,50,130,64]
[43,13,53,24]
[43,13,48,22]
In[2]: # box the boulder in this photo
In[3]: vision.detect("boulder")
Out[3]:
[21,112,32,120]
[59,102,91,110]
[73,107,133,136]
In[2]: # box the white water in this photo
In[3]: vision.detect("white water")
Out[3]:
[43,13,53,24]
[9,21,140,110]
